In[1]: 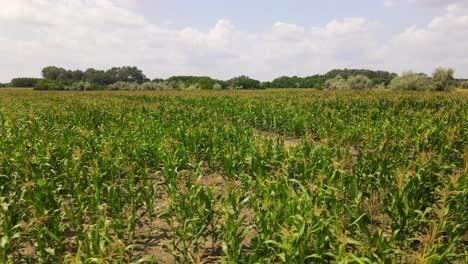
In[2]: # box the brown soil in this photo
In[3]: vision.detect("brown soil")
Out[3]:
[254,130,302,150]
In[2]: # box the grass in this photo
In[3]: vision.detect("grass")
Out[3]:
[0,89,467,263]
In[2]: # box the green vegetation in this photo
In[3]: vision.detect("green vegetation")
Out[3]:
[262,69,396,89]
[347,74,374,90]
[10,78,40,88]
[0,89,466,263]
[227,75,262,89]
[27,66,465,91]
[262,75,327,89]
[324,75,374,90]
[323,74,374,90]
[324,69,397,85]
[461,80,468,89]
[324,75,350,90]
[431,68,455,91]
[389,71,431,91]
[166,76,221,90]
[41,66,147,85]
[389,68,455,92]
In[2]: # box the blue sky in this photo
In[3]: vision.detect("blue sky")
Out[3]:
[138,0,439,32]
[0,0,467,82]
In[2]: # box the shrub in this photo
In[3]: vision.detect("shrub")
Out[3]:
[11,78,40,87]
[324,75,349,90]
[374,83,387,90]
[461,81,468,89]
[212,83,223,90]
[143,81,181,91]
[347,74,373,90]
[108,81,141,91]
[228,76,261,89]
[184,84,201,91]
[157,82,175,90]
[140,82,157,90]
[431,67,455,91]
[388,71,430,91]
[64,81,95,91]
[34,79,69,90]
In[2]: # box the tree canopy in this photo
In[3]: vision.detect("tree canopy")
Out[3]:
[24,65,466,91]
[41,66,147,85]
[431,67,454,91]
[228,76,262,89]
[10,78,41,88]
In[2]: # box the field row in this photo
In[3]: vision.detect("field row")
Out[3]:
[0,89,467,263]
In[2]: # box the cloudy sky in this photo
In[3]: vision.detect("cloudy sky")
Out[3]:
[1,0,467,82]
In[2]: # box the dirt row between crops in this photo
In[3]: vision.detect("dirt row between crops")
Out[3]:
[135,130,364,263]
[253,130,303,150]
[135,171,252,263]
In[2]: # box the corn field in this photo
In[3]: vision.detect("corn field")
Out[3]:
[0,89,467,263]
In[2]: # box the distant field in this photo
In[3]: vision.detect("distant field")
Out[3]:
[0,89,466,263]
[0,87,34,90]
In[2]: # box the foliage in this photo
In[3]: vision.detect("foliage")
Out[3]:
[211,83,221,90]
[228,75,262,89]
[34,79,108,91]
[108,81,141,91]
[41,66,84,81]
[33,66,467,91]
[63,81,97,91]
[325,69,397,85]
[389,71,431,91]
[323,75,350,90]
[105,66,147,84]
[41,66,146,84]
[374,83,387,90]
[166,76,220,90]
[10,78,41,88]
[461,80,468,89]
[431,67,455,91]
[33,79,70,90]
[140,81,171,91]
[347,74,374,90]
[262,69,396,89]
[0,89,466,263]
[263,75,328,89]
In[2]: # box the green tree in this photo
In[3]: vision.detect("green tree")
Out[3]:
[325,68,397,85]
[460,80,468,89]
[84,68,109,85]
[388,71,430,91]
[347,74,373,90]
[431,67,454,91]
[34,79,68,90]
[324,75,349,90]
[10,78,40,87]
[41,66,66,80]
[228,76,261,89]
[107,66,146,84]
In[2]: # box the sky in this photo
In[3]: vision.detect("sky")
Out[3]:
[1,0,467,82]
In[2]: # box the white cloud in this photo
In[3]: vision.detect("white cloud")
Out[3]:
[411,0,468,6]
[382,3,468,75]
[0,0,467,82]
[386,0,468,8]
[384,0,395,8]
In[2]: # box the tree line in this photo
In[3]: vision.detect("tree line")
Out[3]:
[2,65,467,91]
[33,66,263,91]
